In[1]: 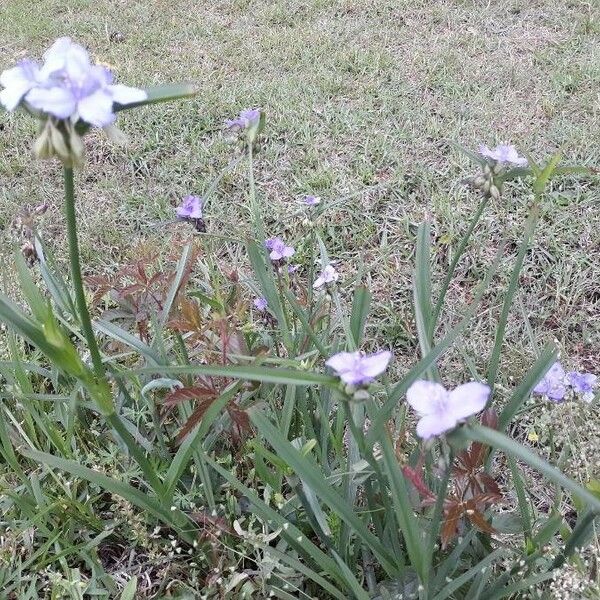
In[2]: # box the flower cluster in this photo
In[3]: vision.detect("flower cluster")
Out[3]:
[465,143,528,200]
[533,361,597,403]
[0,37,146,126]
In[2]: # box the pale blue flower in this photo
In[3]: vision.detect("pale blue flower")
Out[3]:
[0,60,42,111]
[265,237,294,261]
[253,297,268,311]
[313,265,339,288]
[176,195,203,219]
[407,380,490,439]
[326,350,392,386]
[567,371,597,403]
[1,37,146,126]
[225,108,261,130]
[304,195,321,206]
[533,362,567,401]
[478,144,527,167]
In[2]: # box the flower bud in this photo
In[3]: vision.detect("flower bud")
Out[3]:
[49,121,71,162]
[352,389,370,402]
[489,185,501,201]
[33,122,53,159]
[68,126,85,166]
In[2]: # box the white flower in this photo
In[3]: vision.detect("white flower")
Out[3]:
[313,264,339,288]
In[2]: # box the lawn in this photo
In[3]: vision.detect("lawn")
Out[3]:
[0,0,599,598]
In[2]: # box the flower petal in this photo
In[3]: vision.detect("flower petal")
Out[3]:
[109,84,147,105]
[325,351,359,373]
[77,89,115,127]
[447,382,489,421]
[406,380,448,416]
[416,412,458,439]
[0,62,39,110]
[313,275,325,289]
[359,351,392,378]
[25,86,77,118]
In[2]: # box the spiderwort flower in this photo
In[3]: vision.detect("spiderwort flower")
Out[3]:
[326,350,392,386]
[176,195,203,219]
[566,371,597,403]
[304,195,321,206]
[533,362,567,402]
[253,297,268,311]
[0,59,42,111]
[407,380,490,439]
[225,108,261,130]
[478,144,528,167]
[265,237,295,261]
[1,37,147,165]
[313,264,339,289]
[1,38,146,126]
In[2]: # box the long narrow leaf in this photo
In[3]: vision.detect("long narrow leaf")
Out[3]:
[250,407,399,578]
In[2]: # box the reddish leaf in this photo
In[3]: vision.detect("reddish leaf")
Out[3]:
[164,384,217,408]
[175,398,215,443]
[441,505,462,548]
[466,507,496,535]
[403,466,435,501]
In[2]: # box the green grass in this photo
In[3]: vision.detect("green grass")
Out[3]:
[1,0,599,597]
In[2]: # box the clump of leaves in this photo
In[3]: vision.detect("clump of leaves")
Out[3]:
[86,244,198,341]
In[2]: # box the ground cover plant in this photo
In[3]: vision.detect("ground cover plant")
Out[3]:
[1,4,599,599]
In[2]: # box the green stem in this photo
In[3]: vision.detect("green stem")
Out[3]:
[63,167,105,379]
[486,202,540,394]
[247,142,266,243]
[430,195,490,336]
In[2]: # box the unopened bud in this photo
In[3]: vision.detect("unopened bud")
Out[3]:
[489,185,501,201]
[49,121,71,162]
[352,389,370,402]
[68,127,85,166]
[33,122,53,159]
[103,123,128,145]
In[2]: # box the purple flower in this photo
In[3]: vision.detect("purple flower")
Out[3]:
[533,362,567,401]
[0,60,41,111]
[478,144,528,167]
[225,108,261,130]
[176,195,203,219]
[304,195,321,206]
[253,297,268,311]
[313,265,339,289]
[567,371,597,403]
[326,350,392,386]
[407,380,490,439]
[265,237,294,261]
[287,264,299,274]
[0,37,146,126]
